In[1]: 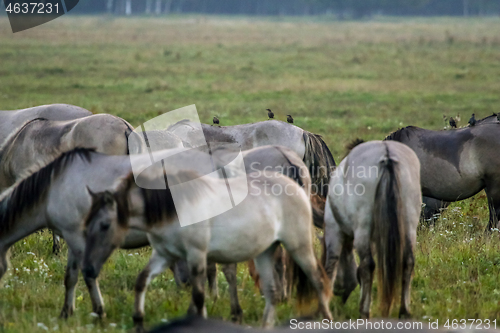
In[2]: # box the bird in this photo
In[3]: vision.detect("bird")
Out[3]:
[449,117,457,128]
[213,116,219,125]
[287,115,294,124]
[497,113,500,122]
[266,109,274,120]
[468,113,476,127]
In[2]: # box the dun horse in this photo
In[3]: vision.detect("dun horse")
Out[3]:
[82,170,332,329]
[323,141,421,318]
[385,123,500,230]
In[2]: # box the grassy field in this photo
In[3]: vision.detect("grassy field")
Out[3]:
[1,15,500,332]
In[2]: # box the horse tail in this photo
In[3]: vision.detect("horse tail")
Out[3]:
[311,194,325,229]
[289,250,330,308]
[246,259,260,290]
[302,131,336,198]
[274,146,326,228]
[372,143,405,316]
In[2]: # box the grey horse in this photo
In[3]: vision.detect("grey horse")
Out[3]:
[385,123,500,230]
[323,140,421,318]
[422,113,499,220]
[0,104,91,143]
[167,119,336,197]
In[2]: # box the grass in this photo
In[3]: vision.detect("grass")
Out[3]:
[1,15,500,332]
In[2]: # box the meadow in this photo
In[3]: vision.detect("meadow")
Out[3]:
[1,14,500,332]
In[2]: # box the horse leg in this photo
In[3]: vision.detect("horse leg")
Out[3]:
[485,186,500,231]
[221,263,243,323]
[272,246,286,301]
[60,249,79,318]
[0,248,9,280]
[133,251,171,331]
[285,244,333,321]
[171,260,190,287]
[207,261,219,300]
[61,233,105,318]
[337,240,357,303]
[186,249,207,317]
[355,235,375,319]
[253,244,280,328]
[399,240,415,319]
[323,212,343,291]
[52,231,61,255]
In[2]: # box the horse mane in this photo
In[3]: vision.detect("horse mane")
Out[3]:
[114,170,211,227]
[0,118,48,161]
[384,126,418,141]
[345,138,365,153]
[302,131,336,197]
[476,113,498,124]
[0,147,94,235]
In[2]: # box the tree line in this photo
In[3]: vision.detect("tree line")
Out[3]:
[73,0,500,18]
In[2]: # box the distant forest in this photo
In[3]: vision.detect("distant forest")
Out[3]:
[72,0,500,18]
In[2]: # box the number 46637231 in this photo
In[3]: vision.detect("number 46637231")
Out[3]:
[5,2,59,14]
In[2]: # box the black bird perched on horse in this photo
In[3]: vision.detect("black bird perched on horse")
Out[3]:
[287,115,294,124]
[266,109,274,120]
[469,113,476,127]
[449,117,457,128]
[213,116,219,125]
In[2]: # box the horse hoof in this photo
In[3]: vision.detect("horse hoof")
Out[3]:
[59,307,73,319]
[231,307,243,324]
[133,315,145,333]
[399,310,412,319]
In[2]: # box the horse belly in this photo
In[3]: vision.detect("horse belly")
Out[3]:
[206,223,277,263]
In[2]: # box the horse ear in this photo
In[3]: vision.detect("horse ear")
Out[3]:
[87,186,98,199]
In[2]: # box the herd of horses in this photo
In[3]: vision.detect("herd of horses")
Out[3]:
[0,104,499,330]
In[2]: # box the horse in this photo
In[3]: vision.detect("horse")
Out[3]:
[0,144,318,321]
[0,104,91,143]
[421,113,499,220]
[385,123,500,230]
[82,170,332,329]
[0,115,135,253]
[167,119,336,197]
[0,146,214,318]
[323,140,421,318]
[0,115,135,191]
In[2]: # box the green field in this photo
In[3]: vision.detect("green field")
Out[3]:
[1,15,500,332]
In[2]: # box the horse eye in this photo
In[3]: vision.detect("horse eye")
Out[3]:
[100,222,110,231]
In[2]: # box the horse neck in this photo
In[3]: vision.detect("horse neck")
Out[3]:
[127,186,153,231]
